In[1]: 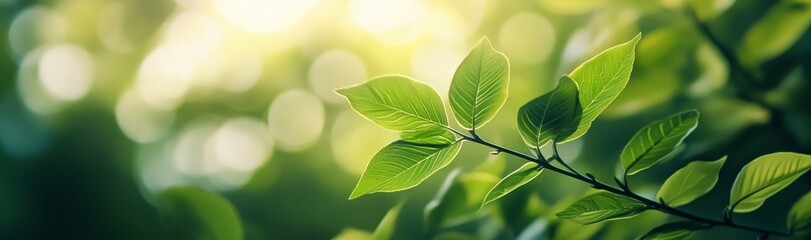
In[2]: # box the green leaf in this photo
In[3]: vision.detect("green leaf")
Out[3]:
[788,191,811,233]
[336,75,454,144]
[553,218,604,240]
[333,228,373,240]
[739,0,811,67]
[518,76,581,148]
[157,187,243,240]
[425,170,499,229]
[372,203,403,240]
[639,221,710,240]
[556,191,647,225]
[561,33,641,142]
[449,36,510,130]
[350,140,463,199]
[729,152,811,213]
[621,110,700,175]
[482,162,543,208]
[657,156,727,207]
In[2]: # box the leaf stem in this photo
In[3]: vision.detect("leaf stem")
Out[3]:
[457,133,789,237]
[551,141,583,178]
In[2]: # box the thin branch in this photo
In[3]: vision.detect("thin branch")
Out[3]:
[459,134,790,237]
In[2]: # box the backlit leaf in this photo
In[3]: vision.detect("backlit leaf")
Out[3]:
[561,33,641,142]
[657,156,726,207]
[449,37,510,130]
[337,75,454,144]
[518,76,580,148]
[372,203,403,240]
[729,152,811,213]
[482,162,543,208]
[425,170,499,229]
[639,221,710,240]
[739,0,811,67]
[556,191,647,225]
[621,110,700,175]
[349,140,463,199]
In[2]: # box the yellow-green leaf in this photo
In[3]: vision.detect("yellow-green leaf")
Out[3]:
[561,33,641,142]
[425,170,499,229]
[739,0,811,67]
[449,37,510,130]
[350,140,463,199]
[518,76,581,148]
[729,152,811,213]
[556,191,647,225]
[657,156,726,207]
[372,203,403,240]
[482,162,543,208]
[337,75,454,144]
[621,110,700,175]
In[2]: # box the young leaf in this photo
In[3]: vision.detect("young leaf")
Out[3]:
[517,76,580,148]
[349,140,463,199]
[739,0,811,67]
[561,33,641,142]
[372,203,403,240]
[621,110,700,175]
[556,191,647,225]
[657,156,727,207]
[639,221,710,240]
[333,228,373,240]
[425,170,499,229]
[481,162,543,208]
[157,187,243,240]
[449,37,510,130]
[336,75,454,144]
[729,152,811,213]
[788,191,811,233]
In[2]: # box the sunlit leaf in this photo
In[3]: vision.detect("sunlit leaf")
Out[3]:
[556,191,647,225]
[688,0,736,20]
[516,218,550,240]
[657,156,726,207]
[372,203,403,240]
[157,187,243,240]
[561,33,641,142]
[739,0,811,67]
[425,170,499,229]
[553,218,604,240]
[482,162,543,208]
[349,140,463,199]
[639,221,710,240]
[333,228,373,240]
[788,191,811,233]
[729,152,811,213]
[336,75,455,144]
[449,37,510,130]
[621,110,700,175]
[518,76,580,148]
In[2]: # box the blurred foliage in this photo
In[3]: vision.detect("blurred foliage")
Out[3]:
[0,0,809,239]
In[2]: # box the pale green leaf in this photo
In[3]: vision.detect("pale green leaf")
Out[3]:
[157,187,243,240]
[332,228,372,240]
[739,0,811,67]
[372,203,403,240]
[449,36,510,130]
[657,156,727,207]
[639,221,710,240]
[553,219,604,240]
[621,110,700,175]
[788,191,811,233]
[556,191,647,225]
[517,76,580,148]
[730,152,811,213]
[425,170,499,229]
[350,140,463,199]
[336,75,454,144]
[561,33,641,142]
[482,162,543,208]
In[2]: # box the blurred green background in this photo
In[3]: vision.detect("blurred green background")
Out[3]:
[0,0,809,239]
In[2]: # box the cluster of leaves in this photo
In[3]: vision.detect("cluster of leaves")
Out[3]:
[336,34,811,239]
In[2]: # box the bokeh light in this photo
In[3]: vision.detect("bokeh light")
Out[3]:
[308,50,367,104]
[214,0,319,33]
[37,44,94,101]
[267,89,325,152]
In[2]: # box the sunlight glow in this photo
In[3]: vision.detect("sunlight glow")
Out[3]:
[214,0,319,33]
[308,50,367,104]
[267,90,325,151]
[349,0,424,44]
[210,117,273,172]
[38,44,94,101]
